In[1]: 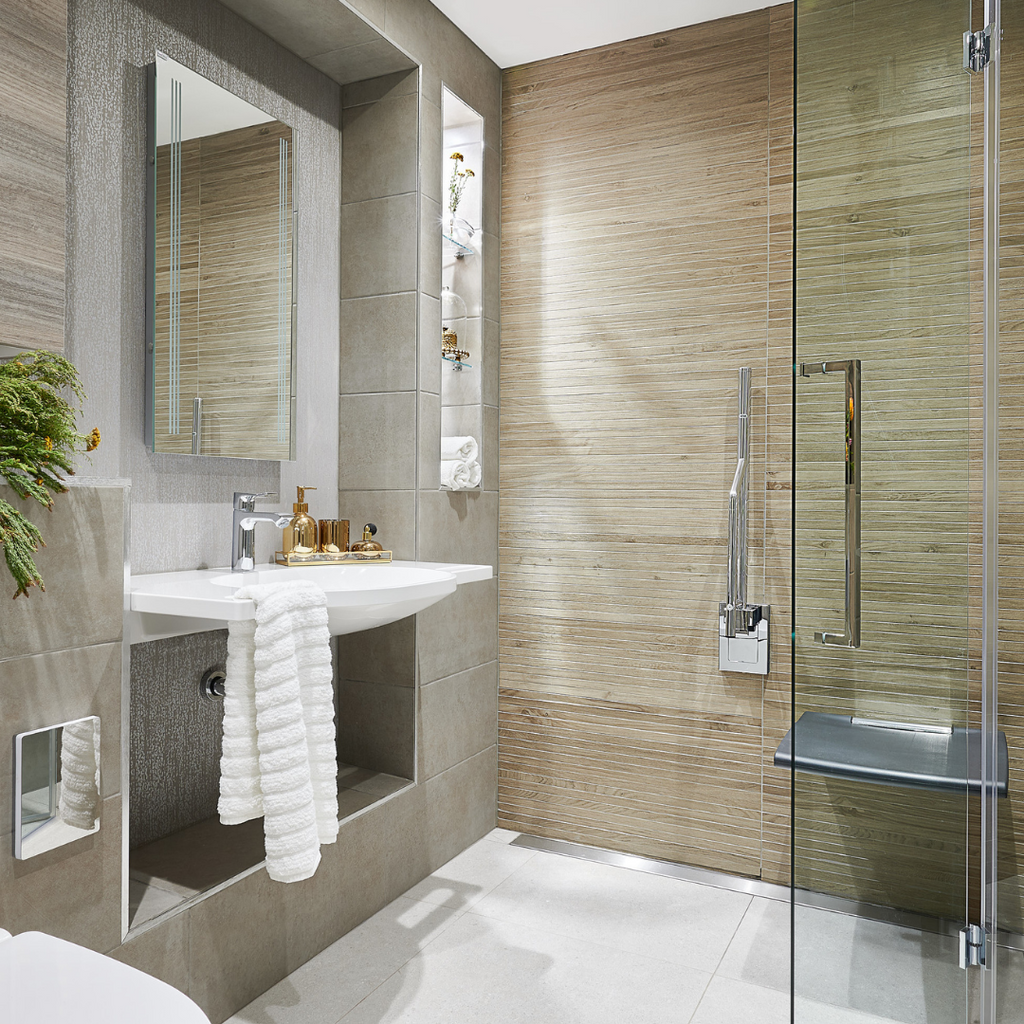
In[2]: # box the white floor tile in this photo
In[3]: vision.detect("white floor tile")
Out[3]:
[469,850,751,974]
[225,896,465,1024]
[691,976,906,1024]
[717,897,965,1024]
[338,910,712,1024]
[483,827,521,844]
[400,836,537,910]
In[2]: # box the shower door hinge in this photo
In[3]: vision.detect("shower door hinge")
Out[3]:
[959,924,987,968]
[963,27,992,74]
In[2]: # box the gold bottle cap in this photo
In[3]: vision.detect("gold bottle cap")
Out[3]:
[294,485,316,514]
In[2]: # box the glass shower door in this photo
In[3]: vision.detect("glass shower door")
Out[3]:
[792,0,979,1020]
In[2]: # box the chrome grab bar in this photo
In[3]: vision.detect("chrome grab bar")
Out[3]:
[799,358,861,648]
[722,367,754,637]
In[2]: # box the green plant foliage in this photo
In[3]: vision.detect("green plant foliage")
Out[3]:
[0,351,99,598]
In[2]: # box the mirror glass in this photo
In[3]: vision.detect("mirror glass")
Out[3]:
[15,717,101,860]
[147,53,296,460]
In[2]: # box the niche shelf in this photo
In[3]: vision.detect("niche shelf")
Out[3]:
[127,765,413,932]
[442,234,474,259]
[774,711,1008,797]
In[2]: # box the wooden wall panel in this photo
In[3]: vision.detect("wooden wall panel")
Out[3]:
[499,9,792,877]
[0,0,66,353]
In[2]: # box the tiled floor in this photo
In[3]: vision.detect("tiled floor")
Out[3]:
[226,830,1024,1024]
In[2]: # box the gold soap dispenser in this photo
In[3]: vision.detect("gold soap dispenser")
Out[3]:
[284,486,318,554]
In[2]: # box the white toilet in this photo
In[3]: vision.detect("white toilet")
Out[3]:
[0,928,211,1023]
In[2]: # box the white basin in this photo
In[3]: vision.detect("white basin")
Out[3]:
[129,561,492,644]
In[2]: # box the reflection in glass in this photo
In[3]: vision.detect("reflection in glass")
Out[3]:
[15,717,101,860]
[147,53,295,460]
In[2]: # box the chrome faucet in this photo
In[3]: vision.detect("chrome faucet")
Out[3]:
[231,492,292,572]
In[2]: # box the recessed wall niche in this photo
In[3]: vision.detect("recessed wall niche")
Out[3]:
[440,88,484,491]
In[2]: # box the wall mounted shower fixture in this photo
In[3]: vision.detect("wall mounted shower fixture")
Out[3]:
[719,367,769,674]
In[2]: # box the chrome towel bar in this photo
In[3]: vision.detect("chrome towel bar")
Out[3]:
[799,358,862,648]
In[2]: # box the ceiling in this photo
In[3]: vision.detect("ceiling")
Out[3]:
[427,0,783,69]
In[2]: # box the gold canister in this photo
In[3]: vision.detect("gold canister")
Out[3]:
[318,519,350,554]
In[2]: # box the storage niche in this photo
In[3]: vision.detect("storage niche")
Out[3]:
[440,88,484,491]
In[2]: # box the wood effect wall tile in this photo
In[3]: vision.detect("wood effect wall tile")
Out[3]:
[498,9,786,880]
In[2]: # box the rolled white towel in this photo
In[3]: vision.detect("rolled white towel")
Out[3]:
[441,459,481,490]
[441,435,478,462]
[58,717,100,831]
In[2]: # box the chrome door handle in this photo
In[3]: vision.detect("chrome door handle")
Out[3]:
[799,359,861,648]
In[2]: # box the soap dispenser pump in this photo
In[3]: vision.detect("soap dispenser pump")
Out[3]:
[284,486,318,554]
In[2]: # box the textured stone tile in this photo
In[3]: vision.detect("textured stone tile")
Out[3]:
[418,391,441,491]
[472,851,751,974]
[0,794,122,953]
[341,194,418,299]
[417,488,498,566]
[340,292,417,394]
[338,392,417,490]
[416,576,497,684]
[335,490,415,559]
[109,910,190,996]
[419,661,497,781]
[341,68,417,109]
[1,642,123,835]
[342,90,417,203]
[0,484,124,660]
[337,678,415,778]
[401,834,534,910]
[335,613,415,687]
[338,910,711,1024]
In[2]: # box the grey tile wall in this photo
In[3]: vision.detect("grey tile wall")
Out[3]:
[0,484,124,662]
[0,483,126,952]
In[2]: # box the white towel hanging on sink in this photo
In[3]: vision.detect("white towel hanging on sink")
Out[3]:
[218,579,338,883]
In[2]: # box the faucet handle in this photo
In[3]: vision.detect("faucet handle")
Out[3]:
[233,491,278,510]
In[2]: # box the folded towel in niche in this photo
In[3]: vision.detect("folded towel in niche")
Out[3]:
[441,459,482,490]
[58,717,100,831]
[441,435,479,462]
[218,580,339,883]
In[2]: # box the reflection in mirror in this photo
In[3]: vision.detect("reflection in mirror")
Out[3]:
[15,717,101,860]
[146,53,296,460]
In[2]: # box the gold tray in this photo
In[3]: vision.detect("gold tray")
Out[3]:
[274,550,393,566]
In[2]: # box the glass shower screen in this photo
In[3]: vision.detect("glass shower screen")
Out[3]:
[792,0,976,1020]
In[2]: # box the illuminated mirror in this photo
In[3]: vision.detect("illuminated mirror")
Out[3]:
[146,53,296,460]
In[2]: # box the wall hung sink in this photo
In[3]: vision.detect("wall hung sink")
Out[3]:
[129,561,493,644]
